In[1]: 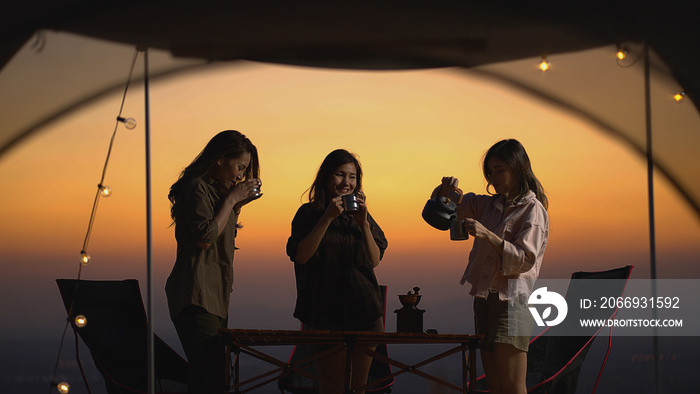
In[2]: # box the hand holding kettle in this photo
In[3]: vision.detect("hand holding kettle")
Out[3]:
[435,176,460,199]
[422,176,463,231]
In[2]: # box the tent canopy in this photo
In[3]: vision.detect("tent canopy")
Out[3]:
[3,1,697,72]
[2,1,700,216]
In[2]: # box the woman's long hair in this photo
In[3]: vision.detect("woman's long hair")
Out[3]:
[306,149,362,211]
[169,130,260,220]
[483,139,548,210]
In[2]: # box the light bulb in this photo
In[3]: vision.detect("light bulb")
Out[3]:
[616,50,627,60]
[99,184,112,197]
[615,45,629,61]
[56,381,70,393]
[538,57,550,72]
[673,91,685,102]
[74,315,87,328]
[80,251,90,265]
[116,116,137,130]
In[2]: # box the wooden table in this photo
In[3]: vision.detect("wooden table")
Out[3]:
[220,329,482,393]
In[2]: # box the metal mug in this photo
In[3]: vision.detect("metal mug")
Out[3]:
[342,194,359,212]
[245,179,262,202]
[450,219,469,240]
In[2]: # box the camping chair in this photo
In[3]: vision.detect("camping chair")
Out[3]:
[277,285,394,393]
[56,279,188,394]
[472,265,634,394]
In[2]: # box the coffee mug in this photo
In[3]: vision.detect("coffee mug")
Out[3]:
[244,179,262,202]
[342,194,359,212]
[450,219,469,240]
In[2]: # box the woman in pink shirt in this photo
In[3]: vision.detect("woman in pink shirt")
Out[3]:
[434,139,548,394]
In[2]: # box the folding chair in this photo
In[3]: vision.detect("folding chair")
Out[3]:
[472,265,634,393]
[56,279,188,394]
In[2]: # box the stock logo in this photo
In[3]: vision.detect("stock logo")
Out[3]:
[528,287,568,327]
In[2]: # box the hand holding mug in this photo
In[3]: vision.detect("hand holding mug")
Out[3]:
[232,178,263,208]
[349,191,370,225]
[324,196,345,220]
[464,218,489,239]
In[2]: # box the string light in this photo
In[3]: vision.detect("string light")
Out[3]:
[673,91,686,102]
[73,315,87,328]
[52,381,70,394]
[80,251,90,265]
[98,184,112,197]
[50,51,142,394]
[538,57,551,72]
[116,116,137,130]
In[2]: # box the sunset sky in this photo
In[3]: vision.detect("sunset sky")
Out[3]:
[1,53,699,391]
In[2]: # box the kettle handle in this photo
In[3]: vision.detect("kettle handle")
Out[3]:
[452,187,464,205]
[436,185,464,205]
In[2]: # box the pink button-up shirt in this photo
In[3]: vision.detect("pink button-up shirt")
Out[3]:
[457,190,548,300]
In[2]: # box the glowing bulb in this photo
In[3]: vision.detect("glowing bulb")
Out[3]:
[80,251,90,265]
[538,57,550,72]
[117,116,137,130]
[56,381,70,393]
[74,315,87,328]
[616,48,628,60]
[99,184,112,197]
[673,91,685,102]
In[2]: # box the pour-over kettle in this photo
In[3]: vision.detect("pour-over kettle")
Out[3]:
[421,187,463,230]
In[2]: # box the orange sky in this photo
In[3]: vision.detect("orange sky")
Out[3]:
[1,61,700,341]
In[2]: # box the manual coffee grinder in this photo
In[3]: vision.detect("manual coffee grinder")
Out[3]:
[395,286,425,333]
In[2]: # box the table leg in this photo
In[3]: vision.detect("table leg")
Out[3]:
[223,344,233,394]
[469,341,477,393]
[344,337,354,393]
[462,346,468,392]
[227,345,240,394]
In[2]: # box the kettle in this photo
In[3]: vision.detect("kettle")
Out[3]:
[421,187,463,230]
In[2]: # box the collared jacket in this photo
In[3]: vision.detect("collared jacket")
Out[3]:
[166,176,237,320]
[457,190,548,300]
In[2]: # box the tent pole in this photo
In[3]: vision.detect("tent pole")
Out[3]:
[643,42,660,394]
[143,47,155,394]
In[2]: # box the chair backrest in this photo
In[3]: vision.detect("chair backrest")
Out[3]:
[526,265,634,394]
[56,279,188,394]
